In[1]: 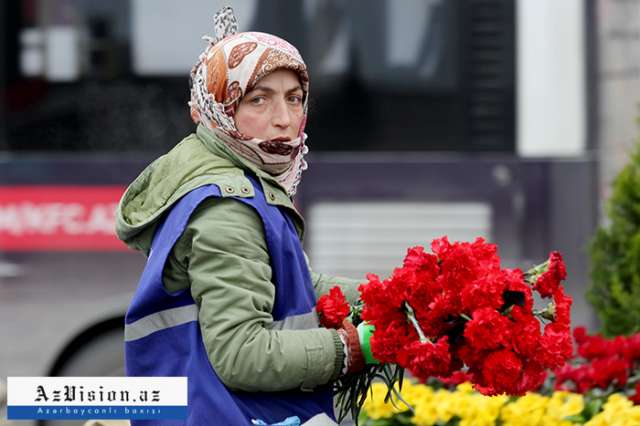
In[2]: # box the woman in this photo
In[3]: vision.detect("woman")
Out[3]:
[116,7,373,426]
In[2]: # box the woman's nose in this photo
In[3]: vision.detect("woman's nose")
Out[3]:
[271,99,291,128]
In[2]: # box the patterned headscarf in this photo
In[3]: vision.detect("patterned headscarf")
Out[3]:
[189,7,310,196]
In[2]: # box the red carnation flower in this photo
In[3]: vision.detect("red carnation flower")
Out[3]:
[551,286,572,328]
[591,356,629,388]
[456,340,486,367]
[370,318,418,364]
[623,333,640,361]
[630,383,640,405]
[438,370,473,386]
[385,267,413,309]
[316,286,350,329]
[534,251,567,298]
[479,349,524,395]
[503,268,533,312]
[470,237,501,272]
[510,307,542,358]
[573,326,588,343]
[464,307,512,351]
[460,271,507,313]
[419,293,462,336]
[577,334,609,359]
[430,236,453,259]
[398,336,452,382]
[439,243,481,292]
[403,246,440,280]
[515,362,547,395]
[404,246,441,309]
[359,274,396,322]
[536,322,574,369]
[554,363,594,393]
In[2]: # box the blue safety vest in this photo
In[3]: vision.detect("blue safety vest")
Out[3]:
[124,177,335,425]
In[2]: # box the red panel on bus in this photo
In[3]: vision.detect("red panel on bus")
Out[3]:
[0,186,130,251]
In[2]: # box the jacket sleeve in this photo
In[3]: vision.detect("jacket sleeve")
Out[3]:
[165,197,344,392]
[302,252,363,305]
[309,268,363,306]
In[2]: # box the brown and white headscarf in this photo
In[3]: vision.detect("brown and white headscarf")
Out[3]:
[189,6,310,196]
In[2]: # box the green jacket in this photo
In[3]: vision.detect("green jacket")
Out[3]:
[116,124,361,392]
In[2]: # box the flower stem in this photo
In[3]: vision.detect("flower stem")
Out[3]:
[460,313,472,321]
[524,260,550,284]
[405,302,430,344]
[533,302,556,321]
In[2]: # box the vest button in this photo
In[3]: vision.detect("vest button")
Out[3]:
[241,187,250,194]
[224,186,234,194]
[268,192,276,201]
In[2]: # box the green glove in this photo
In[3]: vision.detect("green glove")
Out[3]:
[357,322,380,365]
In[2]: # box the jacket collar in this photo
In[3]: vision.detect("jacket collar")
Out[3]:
[196,124,304,230]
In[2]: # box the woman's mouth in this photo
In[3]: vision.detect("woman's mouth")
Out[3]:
[259,138,294,155]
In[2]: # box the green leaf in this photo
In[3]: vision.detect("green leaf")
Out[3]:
[333,364,411,425]
[395,413,415,425]
[585,398,604,419]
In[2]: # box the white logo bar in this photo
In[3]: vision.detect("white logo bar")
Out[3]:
[8,377,187,406]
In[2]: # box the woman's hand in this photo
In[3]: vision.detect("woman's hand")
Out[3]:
[338,320,380,374]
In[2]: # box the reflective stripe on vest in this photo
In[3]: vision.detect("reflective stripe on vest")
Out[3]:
[125,305,319,342]
[124,304,198,342]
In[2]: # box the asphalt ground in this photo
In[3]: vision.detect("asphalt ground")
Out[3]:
[0,252,143,379]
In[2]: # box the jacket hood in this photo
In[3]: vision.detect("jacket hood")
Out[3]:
[115,127,243,253]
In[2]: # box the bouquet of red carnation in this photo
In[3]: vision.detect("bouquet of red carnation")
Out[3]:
[317,236,574,422]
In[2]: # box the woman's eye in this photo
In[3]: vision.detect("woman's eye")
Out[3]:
[249,96,266,105]
[287,95,302,105]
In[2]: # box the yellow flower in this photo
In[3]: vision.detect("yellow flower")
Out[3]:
[627,406,640,425]
[397,380,429,408]
[407,385,458,425]
[411,382,507,426]
[585,394,640,426]
[364,380,640,426]
[542,391,584,426]
[500,393,549,426]
[411,388,439,426]
[362,382,408,420]
[458,393,509,426]
[456,382,475,393]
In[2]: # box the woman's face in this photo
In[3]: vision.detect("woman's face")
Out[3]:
[234,69,304,141]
